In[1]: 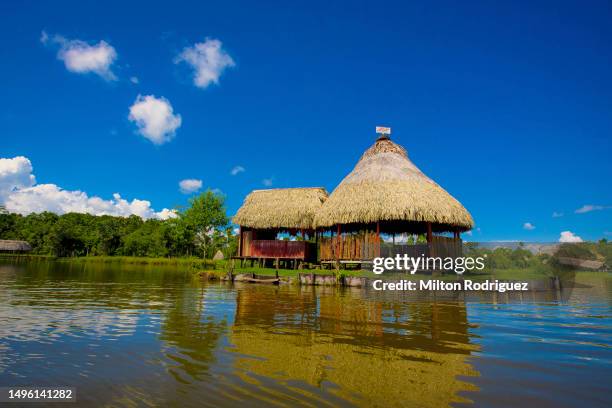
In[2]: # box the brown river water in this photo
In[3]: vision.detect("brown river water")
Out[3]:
[0,260,610,407]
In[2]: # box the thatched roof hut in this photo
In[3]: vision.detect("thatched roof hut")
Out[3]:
[0,240,32,252]
[315,136,474,232]
[233,187,328,230]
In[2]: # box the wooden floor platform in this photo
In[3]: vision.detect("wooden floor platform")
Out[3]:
[231,256,310,270]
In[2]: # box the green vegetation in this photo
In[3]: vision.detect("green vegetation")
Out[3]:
[60,256,217,268]
[462,240,611,278]
[0,190,237,260]
[555,239,612,265]
[3,191,610,282]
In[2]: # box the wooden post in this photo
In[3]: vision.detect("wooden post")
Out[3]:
[376,221,380,257]
[454,229,461,257]
[453,229,460,240]
[238,226,243,257]
[426,222,434,259]
[314,228,319,263]
[336,224,341,260]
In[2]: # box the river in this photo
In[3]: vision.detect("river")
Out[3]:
[0,260,610,407]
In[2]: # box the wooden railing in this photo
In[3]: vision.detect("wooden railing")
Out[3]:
[320,234,463,261]
[319,232,379,260]
[250,240,315,260]
[379,243,430,258]
[431,236,463,258]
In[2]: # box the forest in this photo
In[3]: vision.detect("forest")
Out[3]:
[0,191,238,259]
[1,190,610,270]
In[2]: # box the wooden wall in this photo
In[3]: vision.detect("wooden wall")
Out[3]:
[320,234,463,261]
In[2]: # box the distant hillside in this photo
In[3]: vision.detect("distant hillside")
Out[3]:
[463,240,611,272]
[473,241,559,255]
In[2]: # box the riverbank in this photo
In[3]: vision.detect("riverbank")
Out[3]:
[0,254,216,268]
[1,254,602,282]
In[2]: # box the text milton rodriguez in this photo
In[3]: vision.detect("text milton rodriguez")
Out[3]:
[372,279,529,293]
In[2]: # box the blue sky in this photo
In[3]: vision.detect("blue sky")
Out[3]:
[0,0,610,242]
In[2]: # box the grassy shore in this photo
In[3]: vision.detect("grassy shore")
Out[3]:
[1,254,602,280]
[61,255,217,269]
[0,253,58,261]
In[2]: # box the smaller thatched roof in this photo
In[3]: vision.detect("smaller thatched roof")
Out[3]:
[233,188,328,230]
[0,240,32,251]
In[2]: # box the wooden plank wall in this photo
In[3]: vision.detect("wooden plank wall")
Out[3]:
[319,234,463,261]
[252,240,306,259]
[319,232,378,260]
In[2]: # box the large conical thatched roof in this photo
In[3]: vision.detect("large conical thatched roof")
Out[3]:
[315,136,474,231]
[233,187,328,230]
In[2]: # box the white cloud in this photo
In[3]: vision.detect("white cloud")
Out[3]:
[575,204,610,214]
[230,165,245,176]
[552,211,563,218]
[179,179,202,194]
[523,222,536,231]
[465,230,473,236]
[130,76,139,84]
[128,95,182,145]
[42,31,117,81]
[262,178,273,187]
[5,185,175,220]
[559,231,583,243]
[0,156,174,220]
[0,156,36,202]
[156,208,178,220]
[175,38,235,88]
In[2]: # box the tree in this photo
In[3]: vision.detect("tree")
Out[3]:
[122,219,169,257]
[180,191,229,258]
[223,227,239,259]
[19,212,59,254]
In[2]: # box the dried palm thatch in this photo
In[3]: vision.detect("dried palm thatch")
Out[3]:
[233,187,328,230]
[315,137,474,231]
[0,240,32,252]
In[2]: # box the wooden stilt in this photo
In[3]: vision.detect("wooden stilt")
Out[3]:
[376,221,380,257]
[426,222,436,272]
[336,224,341,261]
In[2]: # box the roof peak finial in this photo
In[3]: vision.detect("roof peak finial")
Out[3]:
[375,126,391,141]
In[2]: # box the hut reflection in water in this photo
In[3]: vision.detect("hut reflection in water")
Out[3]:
[229,285,479,407]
